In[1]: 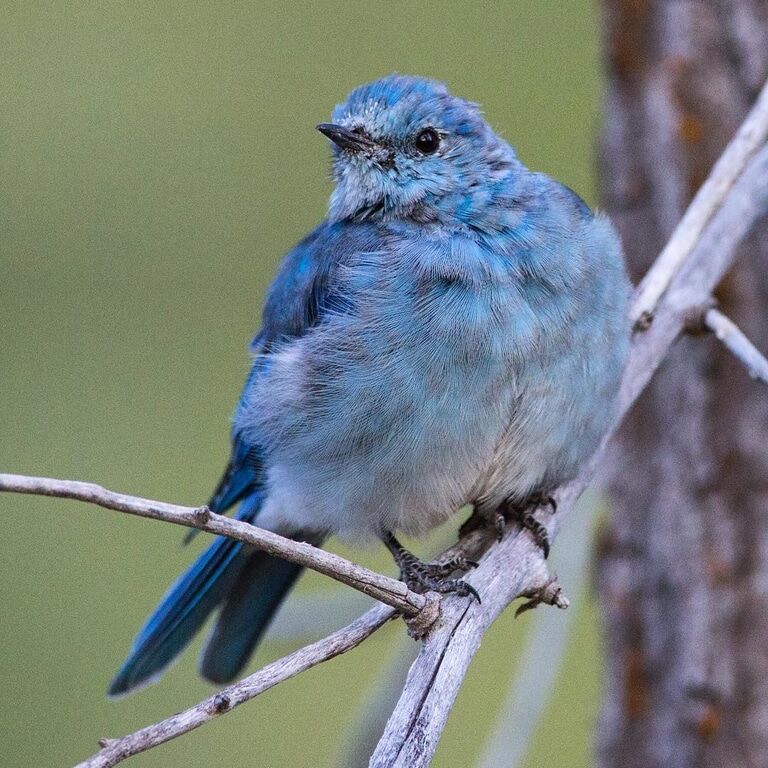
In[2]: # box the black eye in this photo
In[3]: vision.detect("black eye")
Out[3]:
[414,128,440,154]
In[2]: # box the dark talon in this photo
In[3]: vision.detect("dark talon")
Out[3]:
[518,510,550,559]
[496,491,554,558]
[383,532,481,603]
[428,576,481,603]
[428,552,478,576]
[459,581,482,603]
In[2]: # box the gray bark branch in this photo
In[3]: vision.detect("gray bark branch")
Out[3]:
[0,473,428,618]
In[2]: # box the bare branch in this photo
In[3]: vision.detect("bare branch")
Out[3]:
[74,604,394,768]
[0,473,427,619]
[703,307,768,384]
[630,77,768,327]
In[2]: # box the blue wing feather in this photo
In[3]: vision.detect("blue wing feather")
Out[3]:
[198,549,309,684]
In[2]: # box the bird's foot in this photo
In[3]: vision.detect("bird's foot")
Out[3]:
[427,552,480,577]
[383,532,480,602]
[496,492,557,558]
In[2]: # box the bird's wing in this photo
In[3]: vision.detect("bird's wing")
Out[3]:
[199,220,367,524]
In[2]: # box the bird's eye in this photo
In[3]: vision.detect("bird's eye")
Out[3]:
[414,128,440,154]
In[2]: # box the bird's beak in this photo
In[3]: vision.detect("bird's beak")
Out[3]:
[316,123,375,153]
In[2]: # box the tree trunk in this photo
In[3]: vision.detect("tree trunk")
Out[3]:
[596,3,768,768]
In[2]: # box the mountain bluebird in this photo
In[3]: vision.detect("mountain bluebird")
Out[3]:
[109,74,630,695]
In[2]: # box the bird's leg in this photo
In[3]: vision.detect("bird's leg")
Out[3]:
[495,491,556,558]
[383,532,480,602]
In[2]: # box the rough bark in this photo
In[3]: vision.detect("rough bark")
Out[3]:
[597,3,768,768]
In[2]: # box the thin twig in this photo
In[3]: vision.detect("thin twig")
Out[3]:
[0,473,427,618]
[703,308,768,384]
[74,604,394,768]
[630,77,768,328]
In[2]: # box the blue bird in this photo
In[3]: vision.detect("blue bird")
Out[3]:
[109,74,630,696]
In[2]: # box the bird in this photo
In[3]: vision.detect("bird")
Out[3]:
[108,74,630,696]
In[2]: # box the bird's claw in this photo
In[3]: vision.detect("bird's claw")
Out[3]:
[428,553,479,576]
[496,492,556,558]
[517,509,551,559]
[402,566,482,603]
[384,532,481,603]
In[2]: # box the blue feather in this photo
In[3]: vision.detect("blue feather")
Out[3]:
[108,493,263,696]
[198,550,308,684]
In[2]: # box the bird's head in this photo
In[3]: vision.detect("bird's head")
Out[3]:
[318,75,518,227]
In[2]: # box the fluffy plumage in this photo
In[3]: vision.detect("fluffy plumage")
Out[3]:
[110,74,630,695]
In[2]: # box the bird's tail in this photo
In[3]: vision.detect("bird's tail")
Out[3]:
[198,549,304,684]
[108,492,308,696]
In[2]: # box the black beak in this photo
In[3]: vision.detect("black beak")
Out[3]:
[316,123,375,152]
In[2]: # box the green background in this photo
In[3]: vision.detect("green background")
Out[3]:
[0,2,604,766]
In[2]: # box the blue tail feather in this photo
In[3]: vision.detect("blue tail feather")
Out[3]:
[108,493,263,697]
[198,552,305,684]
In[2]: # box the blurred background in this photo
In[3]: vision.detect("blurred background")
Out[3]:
[1,2,605,765]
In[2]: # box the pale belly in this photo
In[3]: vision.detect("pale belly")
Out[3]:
[253,339,618,540]
[253,326,519,539]
[246,312,613,539]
